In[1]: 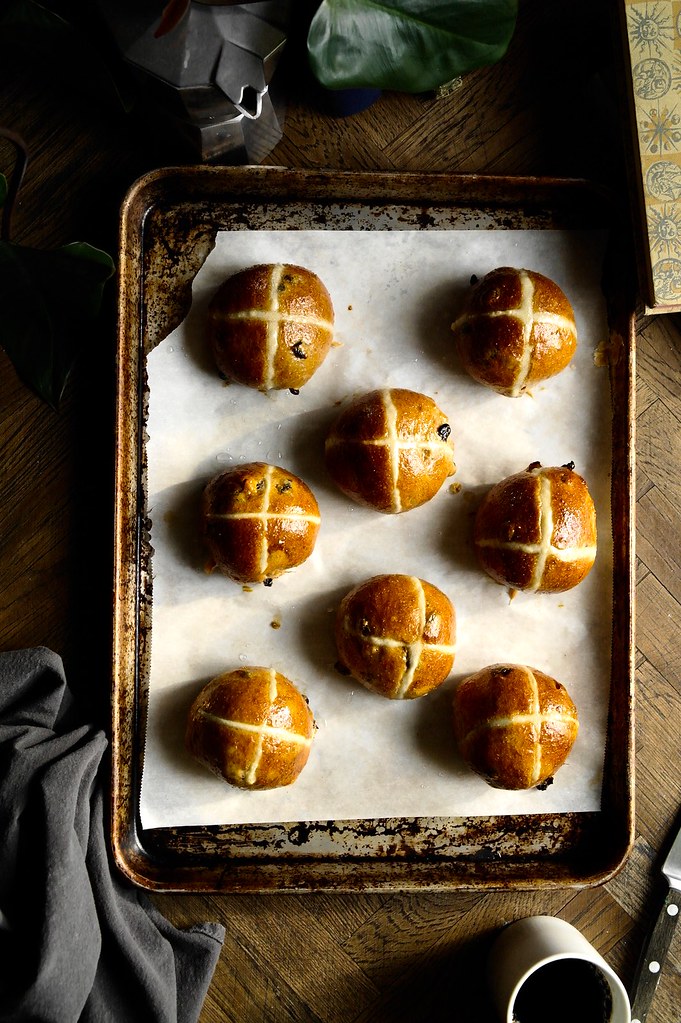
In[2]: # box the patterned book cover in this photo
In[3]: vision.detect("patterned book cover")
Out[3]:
[621,1,681,312]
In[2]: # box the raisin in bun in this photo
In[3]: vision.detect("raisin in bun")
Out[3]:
[473,462,597,593]
[207,263,334,391]
[325,388,456,513]
[336,574,456,699]
[201,462,320,584]
[186,667,315,790]
[451,267,577,396]
[452,663,579,789]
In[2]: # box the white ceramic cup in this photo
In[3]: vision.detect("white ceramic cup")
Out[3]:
[487,916,631,1023]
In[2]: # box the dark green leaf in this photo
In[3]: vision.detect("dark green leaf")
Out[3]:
[0,240,115,407]
[16,242,116,318]
[307,0,518,93]
[0,242,55,404]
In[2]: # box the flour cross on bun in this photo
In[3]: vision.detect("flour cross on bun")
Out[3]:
[451,267,577,396]
[201,462,321,583]
[336,574,456,699]
[452,663,579,790]
[325,388,456,513]
[185,667,316,790]
[207,263,335,392]
[474,462,597,593]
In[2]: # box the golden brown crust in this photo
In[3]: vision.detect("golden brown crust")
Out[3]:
[185,666,316,790]
[473,462,597,593]
[201,462,321,583]
[207,263,335,391]
[335,574,456,699]
[325,388,456,513]
[451,267,577,397]
[452,663,579,789]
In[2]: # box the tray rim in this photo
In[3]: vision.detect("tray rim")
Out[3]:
[111,165,636,894]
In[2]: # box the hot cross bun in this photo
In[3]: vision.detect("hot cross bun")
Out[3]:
[185,666,316,790]
[201,462,321,584]
[473,462,597,593]
[325,388,456,513]
[207,263,335,391]
[335,574,456,699]
[451,267,577,396]
[452,663,579,789]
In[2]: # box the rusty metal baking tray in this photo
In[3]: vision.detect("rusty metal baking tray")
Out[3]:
[111,166,635,893]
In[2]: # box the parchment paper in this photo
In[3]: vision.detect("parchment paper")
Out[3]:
[140,227,612,829]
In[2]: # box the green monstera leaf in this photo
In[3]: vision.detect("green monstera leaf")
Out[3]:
[307,0,518,93]
[0,127,115,409]
[0,117,117,408]
[0,240,115,407]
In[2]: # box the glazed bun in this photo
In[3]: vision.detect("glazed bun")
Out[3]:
[185,666,315,789]
[335,574,456,699]
[201,462,320,583]
[473,462,597,593]
[325,388,456,513]
[452,663,579,789]
[451,267,577,396]
[207,263,335,391]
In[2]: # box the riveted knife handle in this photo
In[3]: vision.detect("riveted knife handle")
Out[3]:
[630,886,680,1023]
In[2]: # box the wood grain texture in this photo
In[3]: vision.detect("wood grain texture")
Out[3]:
[1,1,680,1020]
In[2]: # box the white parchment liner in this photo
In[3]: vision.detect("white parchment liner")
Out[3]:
[140,227,612,829]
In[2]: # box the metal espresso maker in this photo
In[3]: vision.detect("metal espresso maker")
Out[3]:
[96,0,290,163]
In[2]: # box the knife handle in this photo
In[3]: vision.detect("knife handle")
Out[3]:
[630,886,680,1023]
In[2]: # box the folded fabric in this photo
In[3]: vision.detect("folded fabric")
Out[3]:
[0,647,225,1022]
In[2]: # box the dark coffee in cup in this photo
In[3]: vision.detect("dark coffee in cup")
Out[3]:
[512,958,614,1023]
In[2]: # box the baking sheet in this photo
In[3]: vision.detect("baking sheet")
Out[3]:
[140,225,612,830]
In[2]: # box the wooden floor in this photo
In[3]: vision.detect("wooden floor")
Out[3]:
[1,2,680,1021]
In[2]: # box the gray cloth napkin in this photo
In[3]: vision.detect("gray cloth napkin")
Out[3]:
[0,647,225,1023]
